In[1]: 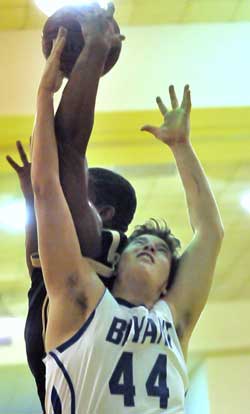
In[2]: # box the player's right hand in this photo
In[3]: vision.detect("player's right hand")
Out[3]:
[77,3,125,51]
[39,26,67,94]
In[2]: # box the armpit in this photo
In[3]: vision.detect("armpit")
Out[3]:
[66,271,88,311]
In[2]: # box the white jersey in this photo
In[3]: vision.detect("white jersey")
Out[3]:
[44,290,188,414]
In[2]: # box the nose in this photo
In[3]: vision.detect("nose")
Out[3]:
[143,243,156,253]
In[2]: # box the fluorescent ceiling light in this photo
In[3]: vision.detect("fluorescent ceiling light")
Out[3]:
[34,0,109,16]
[0,198,26,233]
[240,190,250,214]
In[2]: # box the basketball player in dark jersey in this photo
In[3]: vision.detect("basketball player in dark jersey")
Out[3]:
[6,5,131,412]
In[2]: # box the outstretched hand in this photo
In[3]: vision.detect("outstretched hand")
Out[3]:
[141,85,191,147]
[6,140,33,200]
[77,2,125,51]
[39,26,67,94]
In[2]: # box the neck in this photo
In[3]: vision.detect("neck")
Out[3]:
[112,280,159,309]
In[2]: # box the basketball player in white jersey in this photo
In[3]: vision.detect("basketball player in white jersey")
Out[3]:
[31,28,224,413]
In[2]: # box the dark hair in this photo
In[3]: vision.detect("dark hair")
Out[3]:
[88,167,137,232]
[128,218,181,289]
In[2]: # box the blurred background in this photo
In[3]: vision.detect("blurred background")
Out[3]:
[0,0,250,413]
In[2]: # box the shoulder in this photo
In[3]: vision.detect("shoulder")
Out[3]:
[153,299,175,324]
[93,293,142,325]
[95,290,126,316]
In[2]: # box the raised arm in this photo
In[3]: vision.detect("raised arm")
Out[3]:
[55,3,122,152]
[31,28,104,351]
[6,141,37,276]
[142,85,224,352]
[54,4,123,257]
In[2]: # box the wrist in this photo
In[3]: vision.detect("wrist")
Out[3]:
[82,36,109,58]
[168,139,192,151]
[85,32,109,46]
[168,140,192,158]
[75,43,108,74]
[37,86,54,99]
[25,194,34,204]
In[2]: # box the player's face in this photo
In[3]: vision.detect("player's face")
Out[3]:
[118,234,172,291]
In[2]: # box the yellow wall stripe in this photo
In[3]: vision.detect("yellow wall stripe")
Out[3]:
[0,107,249,172]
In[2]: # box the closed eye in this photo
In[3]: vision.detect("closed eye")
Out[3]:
[132,238,146,245]
[157,245,170,255]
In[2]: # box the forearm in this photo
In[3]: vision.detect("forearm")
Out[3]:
[31,90,59,193]
[55,39,109,153]
[25,199,38,276]
[171,142,223,236]
[53,40,107,258]
[57,151,102,258]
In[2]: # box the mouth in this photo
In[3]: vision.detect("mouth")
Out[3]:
[136,252,154,263]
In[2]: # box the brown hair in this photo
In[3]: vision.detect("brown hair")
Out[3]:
[128,218,181,289]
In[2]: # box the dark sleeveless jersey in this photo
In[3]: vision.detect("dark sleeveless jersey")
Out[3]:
[24,229,127,413]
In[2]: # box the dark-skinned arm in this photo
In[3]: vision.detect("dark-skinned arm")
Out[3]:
[54,5,123,258]
[6,141,37,276]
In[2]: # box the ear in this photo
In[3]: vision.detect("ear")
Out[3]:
[160,283,168,298]
[97,205,116,225]
[161,286,167,296]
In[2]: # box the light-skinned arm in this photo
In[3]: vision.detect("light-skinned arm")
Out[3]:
[31,28,104,351]
[142,85,224,356]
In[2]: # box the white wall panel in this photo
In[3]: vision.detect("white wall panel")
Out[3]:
[0,22,250,114]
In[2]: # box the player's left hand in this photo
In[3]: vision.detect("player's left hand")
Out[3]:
[6,140,33,201]
[39,26,67,94]
[141,85,191,147]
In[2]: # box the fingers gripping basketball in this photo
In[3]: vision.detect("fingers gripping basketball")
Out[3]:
[42,5,122,78]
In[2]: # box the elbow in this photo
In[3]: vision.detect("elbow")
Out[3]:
[207,220,224,246]
[213,222,224,256]
[31,170,59,200]
[198,219,224,247]
[31,169,40,196]
[31,181,46,199]
[217,222,225,241]
[31,168,43,197]
[213,217,224,242]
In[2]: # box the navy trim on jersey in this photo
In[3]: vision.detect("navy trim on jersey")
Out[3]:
[57,311,95,353]
[49,351,75,414]
[51,386,62,414]
[116,297,147,309]
[57,289,106,353]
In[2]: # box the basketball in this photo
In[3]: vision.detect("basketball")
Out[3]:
[42,6,122,78]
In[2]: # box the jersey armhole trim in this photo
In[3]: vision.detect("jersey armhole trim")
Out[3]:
[31,252,41,268]
[56,289,107,353]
